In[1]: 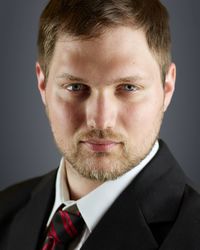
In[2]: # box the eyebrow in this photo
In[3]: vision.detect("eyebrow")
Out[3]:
[56,73,144,85]
[56,73,88,83]
[113,76,144,84]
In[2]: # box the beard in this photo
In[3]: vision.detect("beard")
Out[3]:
[49,109,163,182]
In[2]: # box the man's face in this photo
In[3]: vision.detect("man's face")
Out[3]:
[37,26,175,181]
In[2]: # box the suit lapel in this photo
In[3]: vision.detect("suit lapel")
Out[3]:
[131,140,186,225]
[82,140,187,249]
[6,170,57,250]
[82,184,158,250]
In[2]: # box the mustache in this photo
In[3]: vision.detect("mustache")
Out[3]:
[75,129,125,142]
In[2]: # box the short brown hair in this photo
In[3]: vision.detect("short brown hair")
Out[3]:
[37,0,171,83]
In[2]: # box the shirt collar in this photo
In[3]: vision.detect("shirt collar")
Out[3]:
[48,141,159,231]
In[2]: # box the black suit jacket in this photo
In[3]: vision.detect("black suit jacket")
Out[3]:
[1,140,200,250]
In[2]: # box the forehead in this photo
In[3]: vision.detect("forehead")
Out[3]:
[50,26,160,82]
[56,26,148,56]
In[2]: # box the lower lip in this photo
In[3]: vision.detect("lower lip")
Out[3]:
[82,142,118,152]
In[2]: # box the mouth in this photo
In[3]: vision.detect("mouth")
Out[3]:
[80,139,121,152]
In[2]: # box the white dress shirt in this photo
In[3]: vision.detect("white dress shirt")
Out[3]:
[47,141,159,249]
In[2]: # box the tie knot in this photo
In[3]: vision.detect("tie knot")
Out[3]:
[42,205,85,250]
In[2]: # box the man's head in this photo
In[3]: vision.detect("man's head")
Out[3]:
[36,0,176,182]
[37,0,171,83]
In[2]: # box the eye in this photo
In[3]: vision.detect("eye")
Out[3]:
[66,83,89,92]
[118,84,138,92]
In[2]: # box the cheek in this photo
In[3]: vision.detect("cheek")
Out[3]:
[47,95,85,135]
[121,104,148,130]
[121,94,164,131]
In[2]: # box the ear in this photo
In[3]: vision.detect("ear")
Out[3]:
[36,62,46,105]
[163,63,176,112]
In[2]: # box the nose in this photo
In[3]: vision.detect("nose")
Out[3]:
[86,91,117,130]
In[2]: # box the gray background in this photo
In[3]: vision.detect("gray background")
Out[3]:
[0,1,199,190]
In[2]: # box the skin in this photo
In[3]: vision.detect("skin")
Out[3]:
[36,26,176,200]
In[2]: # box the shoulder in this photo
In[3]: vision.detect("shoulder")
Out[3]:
[181,184,200,216]
[0,171,56,248]
[164,184,200,248]
[0,170,56,224]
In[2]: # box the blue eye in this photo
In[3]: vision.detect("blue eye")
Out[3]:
[66,83,88,92]
[121,84,138,92]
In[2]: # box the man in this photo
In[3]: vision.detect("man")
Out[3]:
[0,0,200,249]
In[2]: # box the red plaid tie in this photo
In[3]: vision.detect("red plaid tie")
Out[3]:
[41,206,85,250]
